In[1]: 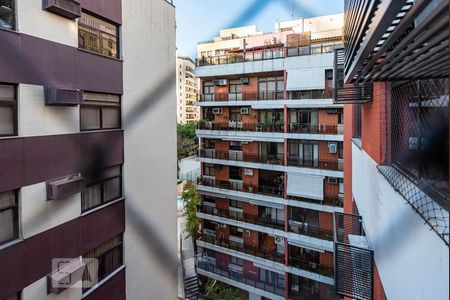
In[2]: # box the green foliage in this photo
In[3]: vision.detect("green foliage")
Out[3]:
[204,279,240,300]
[182,183,201,241]
[177,122,198,160]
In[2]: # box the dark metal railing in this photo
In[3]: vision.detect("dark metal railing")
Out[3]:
[288,255,334,277]
[199,205,285,230]
[197,261,285,296]
[198,91,284,102]
[288,195,343,208]
[198,121,284,133]
[288,220,334,241]
[198,149,284,166]
[287,156,343,171]
[199,233,284,263]
[196,48,285,67]
[286,42,343,57]
[287,123,339,134]
[197,177,284,197]
[287,89,333,100]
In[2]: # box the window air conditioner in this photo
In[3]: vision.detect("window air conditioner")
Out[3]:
[275,236,284,245]
[43,0,81,20]
[240,78,250,84]
[212,79,220,85]
[328,142,337,154]
[240,107,251,115]
[212,108,223,114]
[46,175,84,200]
[245,229,251,237]
[44,87,83,106]
[328,177,338,184]
[218,79,228,86]
[47,259,85,295]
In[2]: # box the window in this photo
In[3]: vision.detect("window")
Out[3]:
[229,108,242,122]
[229,166,242,180]
[0,84,16,137]
[258,77,284,100]
[0,190,18,245]
[229,141,242,151]
[78,12,119,58]
[5,292,21,300]
[229,200,243,209]
[82,235,123,292]
[0,0,15,30]
[229,226,243,238]
[82,166,122,211]
[230,256,243,266]
[229,80,242,101]
[203,164,215,176]
[80,92,121,131]
[353,104,362,139]
[203,81,215,101]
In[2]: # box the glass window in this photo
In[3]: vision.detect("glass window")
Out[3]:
[203,163,215,176]
[0,190,18,245]
[0,84,16,137]
[80,92,121,131]
[229,108,242,122]
[229,200,243,209]
[229,166,242,180]
[82,165,122,211]
[78,12,119,58]
[0,0,15,30]
[82,235,123,292]
[230,255,243,266]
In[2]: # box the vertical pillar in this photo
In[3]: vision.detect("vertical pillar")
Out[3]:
[283,69,290,300]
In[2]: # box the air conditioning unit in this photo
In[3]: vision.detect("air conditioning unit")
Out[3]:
[237,227,243,232]
[328,177,338,184]
[328,142,337,154]
[46,175,84,201]
[326,108,339,114]
[211,79,220,86]
[218,79,228,86]
[240,107,251,115]
[47,259,85,295]
[212,108,223,114]
[244,169,253,176]
[245,229,251,237]
[44,87,83,106]
[240,77,250,84]
[42,0,81,20]
[275,236,284,245]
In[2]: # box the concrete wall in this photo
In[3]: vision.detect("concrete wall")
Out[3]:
[122,0,177,299]
[352,143,449,300]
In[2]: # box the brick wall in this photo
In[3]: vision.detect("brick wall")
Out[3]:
[318,109,338,125]
[319,251,334,270]
[318,140,338,162]
[214,106,229,124]
[242,76,258,100]
[318,211,333,232]
[214,165,228,181]
[242,168,258,187]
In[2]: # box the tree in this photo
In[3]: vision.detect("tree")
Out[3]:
[204,279,240,300]
[182,183,201,242]
[177,122,198,160]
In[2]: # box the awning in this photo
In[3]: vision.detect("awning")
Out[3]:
[286,68,325,91]
[287,173,324,200]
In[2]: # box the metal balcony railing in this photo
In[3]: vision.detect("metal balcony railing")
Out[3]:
[197,261,285,297]
[198,149,284,166]
[197,177,284,198]
[196,48,285,67]
[287,156,343,171]
[288,255,334,277]
[198,121,284,133]
[199,233,284,264]
[288,220,334,241]
[199,205,285,230]
[287,89,333,100]
[287,123,339,134]
[288,195,343,208]
[198,91,284,102]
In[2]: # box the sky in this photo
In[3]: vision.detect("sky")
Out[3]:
[174,0,344,58]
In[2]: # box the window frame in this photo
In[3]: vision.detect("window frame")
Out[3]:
[0,0,16,31]
[81,166,123,212]
[78,11,120,59]
[0,83,17,137]
[80,92,122,132]
[0,190,19,246]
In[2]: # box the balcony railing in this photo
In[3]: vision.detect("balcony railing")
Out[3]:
[288,195,343,208]
[196,48,285,67]
[197,177,284,197]
[288,255,334,277]
[197,261,285,297]
[286,42,342,57]
[287,89,333,100]
[198,91,284,102]
[200,233,284,263]
[198,149,284,165]
[198,121,284,133]
[199,205,285,230]
[287,156,343,171]
[288,220,334,241]
[287,123,339,134]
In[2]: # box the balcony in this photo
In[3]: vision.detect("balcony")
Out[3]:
[199,204,285,230]
[288,195,343,208]
[198,121,284,133]
[198,91,284,102]
[288,123,340,135]
[196,48,285,67]
[286,41,343,58]
[197,260,285,298]
[197,177,284,198]
[288,220,333,241]
[199,149,284,166]
[287,156,343,171]
[288,255,333,277]
[199,233,284,264]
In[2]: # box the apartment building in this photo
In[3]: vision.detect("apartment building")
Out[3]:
[194,14,345,300]
[334,1,449,300]
[0,1,176,300]
[177,56,200,124]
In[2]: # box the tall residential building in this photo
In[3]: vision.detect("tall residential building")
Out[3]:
[194,14,346,300]
[177,56,200,124]
[0,1,177,300]
[333,1,449,300]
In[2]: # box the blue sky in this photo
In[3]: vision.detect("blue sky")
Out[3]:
[174,0,344,58]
